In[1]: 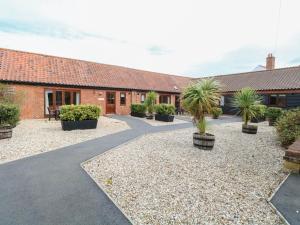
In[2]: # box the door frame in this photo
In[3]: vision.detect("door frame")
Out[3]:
[106,92,116,114]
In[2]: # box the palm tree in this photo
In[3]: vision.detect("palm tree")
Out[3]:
[144,91,157,117]
[182,79,220,135]
[232,87,262,126]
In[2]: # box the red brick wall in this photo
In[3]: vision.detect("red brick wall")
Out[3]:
[10,84,179,119]
[13,84,45,119]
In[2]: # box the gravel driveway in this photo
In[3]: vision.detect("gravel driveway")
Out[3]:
[0,116,129,164]
[83,120,288,225]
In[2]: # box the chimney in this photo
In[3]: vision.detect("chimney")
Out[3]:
[266,53,275,70]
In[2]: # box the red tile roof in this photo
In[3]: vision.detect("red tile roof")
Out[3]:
[196,66,300,92]
[1,48,300,94]
[0,48,192,93]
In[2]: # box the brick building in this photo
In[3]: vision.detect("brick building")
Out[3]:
[198,54,300,114]
[1,48,300,119]
[0,48,191,119]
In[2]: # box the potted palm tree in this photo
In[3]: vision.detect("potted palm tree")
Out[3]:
[232,87,261,134]
[182,79,220,150]
[144,91,157,119]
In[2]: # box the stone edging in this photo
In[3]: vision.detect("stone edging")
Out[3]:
[267,173,291,225]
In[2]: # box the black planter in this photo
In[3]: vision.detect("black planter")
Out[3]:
[242,124,258,134]
[0,125,12,139]
[193,133,215,150]
[212,115,219,119]
[146,115,154,120]
[155,114,174,122]
[130,112,146,118]
[61,120,98,131]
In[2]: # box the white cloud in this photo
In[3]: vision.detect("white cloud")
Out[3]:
[0,0,300,77]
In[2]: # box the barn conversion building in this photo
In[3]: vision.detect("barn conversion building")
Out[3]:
[0,48,300,119]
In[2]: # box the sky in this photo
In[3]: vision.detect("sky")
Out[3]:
[0,0,300,77]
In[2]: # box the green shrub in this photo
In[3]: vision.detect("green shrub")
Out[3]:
[0,103,20,127]
[60,105,101,121]
[266,107,283,121]
[250,104,267,119]
[275,109,300,147]
[130,104,147,114]
[211,107,223,118]
[155,104,175,115]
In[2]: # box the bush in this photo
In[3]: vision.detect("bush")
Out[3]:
[275,109,300,147]
[0,103,20,127]
[155,104,175,115]
[60,105,101,121]
[250,104,267,119]
[266,107,283,121]
[130,104,147,114]
[211,107,223,118]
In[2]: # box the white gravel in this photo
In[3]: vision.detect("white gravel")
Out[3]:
[83,120,288,225]
[0,116,129,164]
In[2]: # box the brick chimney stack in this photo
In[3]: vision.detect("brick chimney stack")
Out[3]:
[266,53,275,70]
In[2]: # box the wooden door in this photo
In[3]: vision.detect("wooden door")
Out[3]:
[106,92,116,114]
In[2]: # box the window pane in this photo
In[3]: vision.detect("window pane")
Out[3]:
[56,91,62,106]
[141,94,145,103]
[72,92,77,104]
[270,95,277,105]
[120,92,126,105]
[48,93,53,106]
[45,90,53,114]
[64,92,71,105]
[76,92,80,104]
[278,94,286,107]
[107,93,115,104]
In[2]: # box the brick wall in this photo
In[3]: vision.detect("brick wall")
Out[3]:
[10,84,179,119]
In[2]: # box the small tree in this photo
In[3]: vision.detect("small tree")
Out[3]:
[182,79,220,135]
[144,91,157,116]
[0,83,25,105]
[232,87,261,125]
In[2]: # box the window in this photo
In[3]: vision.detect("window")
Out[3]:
[45,89,80,114]
[141,93,146,103]
[159,95,170,104]
[220,96,225,106]
[71,92,80,105]
[120,92,126,105]
[278,94,287,107]
[65,92,71,105]
[56,91,63,106]
[269,94,286,107]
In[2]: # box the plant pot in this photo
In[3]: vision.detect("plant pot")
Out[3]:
[242,124,257,134]
[212,115,219,119]
[155,114,174,122]
[146,115,154,120]
[61,120,98,131]
[0,125,12,139]
[193,132,215,150]
[130,112,146,118]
